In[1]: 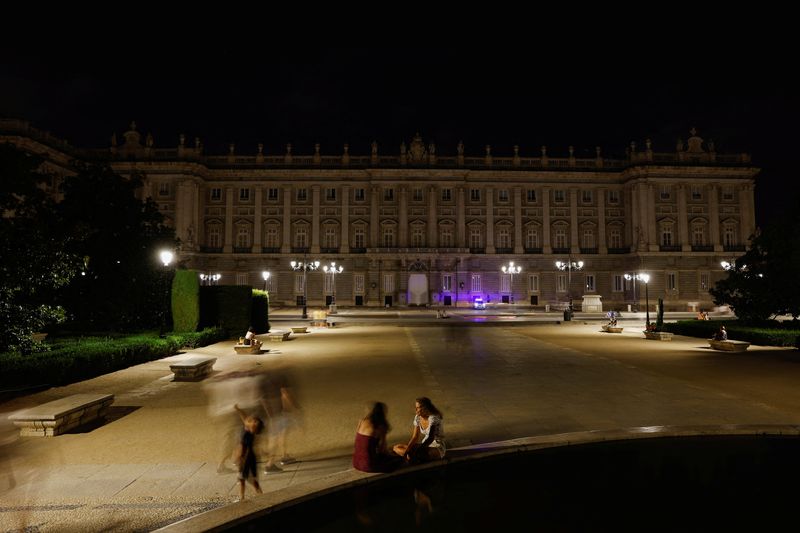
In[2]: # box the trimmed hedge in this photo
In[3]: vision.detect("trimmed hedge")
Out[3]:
[199,286,252,337]
[251,289,270,333]
[0,327,229,391]
[662,320,800,347]
[172,269,200,332]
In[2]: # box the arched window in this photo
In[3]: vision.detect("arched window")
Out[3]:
[609,228,622,249]
[525,227,540,249]
[440,226,453,247]
[497,227,511,249]
[469,227,483,249]
[411,225,425,247]
[207,224,221,248]
[236,224,251,248]
[554,227,568,249]
[294,226,308,248]
[383,227,395,247]
[723,223,738,246]
[582,227,595,249]
[692,224,706,246]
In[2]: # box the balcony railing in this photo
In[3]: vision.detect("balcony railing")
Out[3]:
[580,247,598,254]
[261,247,281,254]
[607,247,630,254]
[349,247,367,254]
[291,247,309,254]
[691,245,714,252]
[233,247,251,254]
[320,247,339,254]
[659,245,682,252]
[494,247,513,254]
[551,247,570,254]
[469,248,486,254]
[723,244,746,252]
[200,246,223,253]
[524,247,543,254]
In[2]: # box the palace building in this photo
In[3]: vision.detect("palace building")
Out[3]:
[1,119,758,312]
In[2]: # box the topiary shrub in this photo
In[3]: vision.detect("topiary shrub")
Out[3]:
[171,270,200,332]
[199,285,252,336]
[251,289,270,333]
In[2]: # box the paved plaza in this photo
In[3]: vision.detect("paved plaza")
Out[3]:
[2,309,799,531]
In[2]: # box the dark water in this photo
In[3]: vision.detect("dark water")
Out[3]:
[233,435,800,532]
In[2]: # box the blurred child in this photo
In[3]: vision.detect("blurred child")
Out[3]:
[233,403,264,501]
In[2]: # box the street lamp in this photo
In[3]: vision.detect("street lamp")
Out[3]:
[158,249,174,337]
[501,261,522,304]
[624,273,650,322]
[199,273,221,286]
[623,273,638,312]
[322,262,344,313]
[291,258,320,319]
[555,257,583,319]
[261,270,270,291]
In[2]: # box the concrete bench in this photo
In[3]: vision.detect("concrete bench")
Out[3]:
[233,341,263,354]
[709,339,751,352]
[602,325,623,333]
[291,326,308,334]
[9,393,114,437]
[170,356,217,380]
[267,330,291,342]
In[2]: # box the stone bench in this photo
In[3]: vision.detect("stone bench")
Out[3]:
[602,325,623,333]
[644,331,673,341]
[9,393,114,437]
[233,341,263,354]
[291,326,308,334]
[170,356,217,380]
[708,339,751,352]
[267,330,291,341]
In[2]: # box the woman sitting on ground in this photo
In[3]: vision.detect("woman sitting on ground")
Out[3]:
[353,402,401,473]
[393,397,445,464]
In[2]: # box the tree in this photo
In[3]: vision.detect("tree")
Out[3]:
[711,195,800,322]
[57,163,177,331]
[0,144,81,353]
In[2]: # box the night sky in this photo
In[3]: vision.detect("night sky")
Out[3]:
[2,46,797,228]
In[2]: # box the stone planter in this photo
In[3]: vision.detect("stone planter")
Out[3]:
[644,331,673,341]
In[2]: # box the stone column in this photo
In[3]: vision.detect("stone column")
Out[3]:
[341,185,350,253]
[224,187,234,253]
[428,186,437,248]
[485,187,495,253]
[514,186,523,254]
[570,187,579,253]
[677,184,690,251]
[542,186,551,254]
[281,186,292,253]
[597,187,607,253]
[252,186,262,253]
[709,183,721,251]
[399,186,408,247]
[370,186,379,248]
[311,185,320,253]
[629,185,638,251]
[457,186,466,248]
[646,184,657,252]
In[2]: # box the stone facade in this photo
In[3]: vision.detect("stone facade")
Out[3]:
[0,120,758,311]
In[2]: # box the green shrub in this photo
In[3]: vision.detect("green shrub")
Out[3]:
[251,289,270,333]
[172,269,200,332]
[199,286,253,336]
[662,320,800,347]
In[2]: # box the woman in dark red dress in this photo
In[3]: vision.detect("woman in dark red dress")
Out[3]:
[353,402,401,473]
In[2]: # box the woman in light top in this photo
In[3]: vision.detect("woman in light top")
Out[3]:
[392,397,445,463]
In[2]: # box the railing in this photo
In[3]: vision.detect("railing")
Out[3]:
[494,247,513,254]
[320,247,339,254]
[261,247,281,254]
[691,245,714,252]
[660,245,682,252]
[349,247,367,254]
[524,247,543,254]
[551,248,570,254]
[469,248,486,254]
[607,247,630,254]
[200,246,223,253]
[580,247,599,254]
[291,247,309,254]
[233,247,251,254]
[723,244,746,252]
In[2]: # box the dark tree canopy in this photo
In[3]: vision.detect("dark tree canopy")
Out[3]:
[711,194,800,323]
[0,144,81,353]
[56,163,177,330]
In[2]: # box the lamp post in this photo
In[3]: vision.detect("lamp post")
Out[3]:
[158,250,174,337]
[322,262,343,313]
[501,261,522,305]
[291,258,320,319]
[623,273,638,312]
[555,256,583,319]
[261,270,270,291]
[640,273,651,325]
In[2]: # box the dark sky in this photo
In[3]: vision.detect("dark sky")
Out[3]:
[1,46,797,228]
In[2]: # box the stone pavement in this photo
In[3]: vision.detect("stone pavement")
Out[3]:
[1,309,798,532]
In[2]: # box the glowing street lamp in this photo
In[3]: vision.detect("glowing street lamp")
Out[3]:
[158,249,174,337]
[501,261,522,304]
[323,262,344,312]
[623,273,638,312]
[199,273,221,286]
[291,259,320,319]
[261,270,271,291]
[555,257,583,318]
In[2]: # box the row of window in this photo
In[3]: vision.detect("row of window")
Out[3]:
[236,271,711,296]
[204,224,628,249]
[164,183,739,204]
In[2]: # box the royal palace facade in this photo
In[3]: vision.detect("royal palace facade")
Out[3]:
[1,119,758,312]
